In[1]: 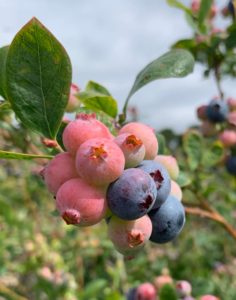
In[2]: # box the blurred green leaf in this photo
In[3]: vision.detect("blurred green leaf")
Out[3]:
[159,284,178,300]
[225,24,236,49]
[0,45,9,99]
[183,130,203,171]
[198,0,213,24]
[0,150,53,160]
[6,17,72,138]
[0,100,11,111]
[202,141,224,167]
[156,133,166,155]
[176,171,192,187]
[78,81,118,118]
[80,279,107,299]
[166,0,192,15]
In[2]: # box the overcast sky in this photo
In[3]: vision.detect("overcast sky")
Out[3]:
[0,0,234,133]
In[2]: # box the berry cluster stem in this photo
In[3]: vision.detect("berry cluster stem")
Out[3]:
[184,204,236,240]
[0,282,28,300]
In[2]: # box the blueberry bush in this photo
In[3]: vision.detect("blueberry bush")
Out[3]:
[0,1,236,299]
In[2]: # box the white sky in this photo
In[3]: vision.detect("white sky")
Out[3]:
[0,0,234,133]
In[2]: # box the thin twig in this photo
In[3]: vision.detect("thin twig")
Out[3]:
[185,206,236,240]
[0,282,28,300]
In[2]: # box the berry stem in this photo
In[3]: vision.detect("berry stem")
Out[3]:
[214,65,224,99]
[0,282,28,300]
[184,205,236,240]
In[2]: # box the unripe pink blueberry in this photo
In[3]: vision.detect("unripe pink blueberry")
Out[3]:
[199,296,220,300]
[219,130,236,147]
[197,105,208,120]
[228,111,236,126]
[211,28,224,35]
[209,4,218,19]
[153,275,173,291]
[195,34,208,44]
[170,180,182,201]
[135,282,156,300]
[76,138,125,186]
[227,97,236,111]
[221,6,229,17]
[42,152,78,195]
[176,280,192,297]
[56,178,107,226]
[119,122,158,160]
[191,0,200,13]
[114,133,145,168]
[66,83,80,112]
[154,155,179,180]
[63,113,112,155]
[107,215,152,257]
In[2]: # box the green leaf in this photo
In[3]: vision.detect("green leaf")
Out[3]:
[198,0,213,24]
[0,150,53,160]
[0,101,11,111]
[50,210,60,217]
[56,120,68,151]
[126,49,194,101]
[183,130,203,171]
[6,17,72,138]
[0,46,9,99]
[156,133,166,155]
[78,81,118,118]
[202,141,224,167]
[80,279,107,299]
[86,80,111,96]
[159,284,178,300]
[225,24,236,49]
[166,0,192,15]
[176,171,192,187]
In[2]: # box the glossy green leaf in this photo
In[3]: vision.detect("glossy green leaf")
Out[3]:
[78,81,118,118]
[183,130,203,171]
[126,49,194,101]
[202,141,224,167]
[198,0,213,24]
[6,17,72,138]
[0,46,9,99]
[0,150,53,160]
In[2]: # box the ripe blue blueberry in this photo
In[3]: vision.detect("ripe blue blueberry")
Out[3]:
[206,99,229,123]
[137,160,171,209]
[126,287,137,300]
[149,195,185,244]
[107,168,157,220]
[226,155,236,176]
[228,0,235,17]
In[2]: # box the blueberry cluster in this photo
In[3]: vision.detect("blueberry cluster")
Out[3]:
[41,113,185,257]
[126,274,220,300]
[197,97,236,176]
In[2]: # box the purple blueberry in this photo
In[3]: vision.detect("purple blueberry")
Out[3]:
[126,287,137,300]
[226,155,236,176]
[206,99,229,123]
[149,195,185,244]
[137,160,171,209]
[107,168,157,220]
